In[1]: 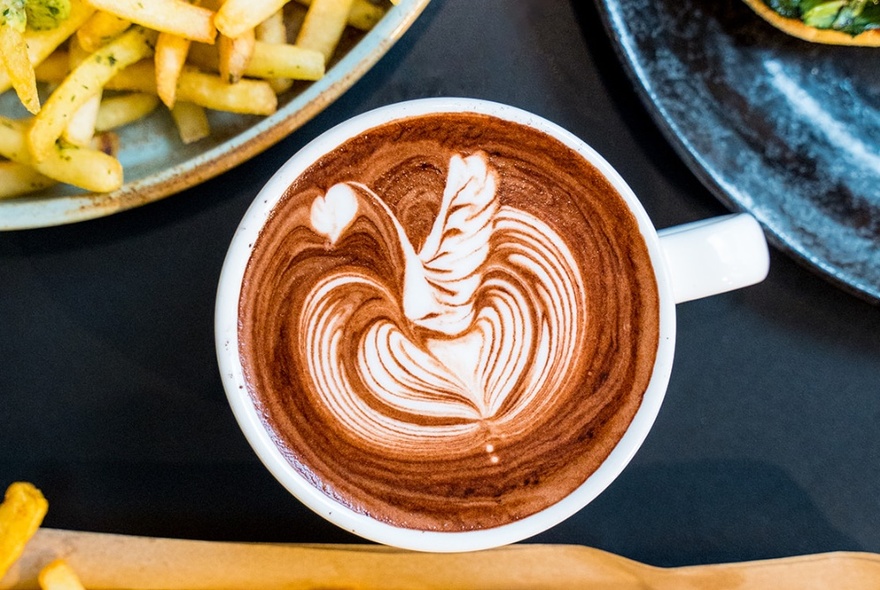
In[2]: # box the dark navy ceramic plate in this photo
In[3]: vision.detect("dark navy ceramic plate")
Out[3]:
[596,0,880,303]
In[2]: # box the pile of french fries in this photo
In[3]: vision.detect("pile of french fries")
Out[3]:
[0,0,397,199]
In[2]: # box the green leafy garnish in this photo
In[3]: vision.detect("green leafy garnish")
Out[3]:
[764,0,880,34]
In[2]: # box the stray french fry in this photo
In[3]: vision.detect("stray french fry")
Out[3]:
[154,31,191,108]
[0,482,49,580]
[0,0,94,93]
[0,160,57,198]
[28,25,157,162]
[39,560,86,590]
[218,28,256,84]
[295,0,355,62]
[96,93,159,131]
[1,116,123,192]
[170,101,210,144]
[75,10,130,51]
[83,0,217,44]
[215,0,289,40]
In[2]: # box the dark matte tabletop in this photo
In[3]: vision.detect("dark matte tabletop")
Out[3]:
[2,0,878,569]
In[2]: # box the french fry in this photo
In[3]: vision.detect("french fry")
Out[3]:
[1,116,124,192]
[155,31,191,108]
[256,10,293,93]
[0,482,49,580]
[109,61,278,115]
[75,10,131,52]
[64,37,101,146]
[0,0,95,94]
[345,0,388,31]
[248,41,325,80]
[0,160,57,198]
[105,59,162,92]
[34,50,70,83]
[83,0,217,44]
[0,19,41,114]
[176,68,277,114]
[170,101,210,144]
[188,41,324,81]
[256,9,286,43]
[215,0,289,40]
[95,93,159,131]
[295,0,387,31]
[38,560,86,590]
[28,25,157,162]
[218,28,256,84]
[295,0,355,62]
[63,93,101,146]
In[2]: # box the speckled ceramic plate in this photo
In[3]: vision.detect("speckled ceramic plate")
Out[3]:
[596,0,880,302]
[0,0,429,231]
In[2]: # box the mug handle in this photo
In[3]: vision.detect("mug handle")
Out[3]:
[657,213,770,304]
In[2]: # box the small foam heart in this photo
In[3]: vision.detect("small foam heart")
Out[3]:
[311,183,359,245]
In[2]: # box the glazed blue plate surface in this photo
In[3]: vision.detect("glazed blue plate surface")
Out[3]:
[596,0,880,302]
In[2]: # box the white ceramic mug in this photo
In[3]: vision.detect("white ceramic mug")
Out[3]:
[215,98,770,552]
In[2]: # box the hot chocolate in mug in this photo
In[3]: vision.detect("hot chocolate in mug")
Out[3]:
[215,98,770,552]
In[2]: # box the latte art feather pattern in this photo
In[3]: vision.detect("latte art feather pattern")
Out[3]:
[302,201,584,452]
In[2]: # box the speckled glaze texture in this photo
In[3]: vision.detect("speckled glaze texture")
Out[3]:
[596,0,880,302]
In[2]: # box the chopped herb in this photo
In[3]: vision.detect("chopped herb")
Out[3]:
[0,1,26,32]
[24,0,71,31]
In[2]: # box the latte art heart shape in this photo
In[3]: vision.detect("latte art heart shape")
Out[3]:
[302,154,585,455]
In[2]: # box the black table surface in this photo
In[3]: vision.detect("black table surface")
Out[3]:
[2,0,878,569]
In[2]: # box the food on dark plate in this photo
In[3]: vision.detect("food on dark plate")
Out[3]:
[742,0,880,45]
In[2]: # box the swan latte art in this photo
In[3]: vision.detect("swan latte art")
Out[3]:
[238,112,660,532]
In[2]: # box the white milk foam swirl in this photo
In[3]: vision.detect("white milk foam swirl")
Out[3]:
[304,153,585,453]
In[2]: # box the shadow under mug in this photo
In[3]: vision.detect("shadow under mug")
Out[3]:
[215,98,770,552]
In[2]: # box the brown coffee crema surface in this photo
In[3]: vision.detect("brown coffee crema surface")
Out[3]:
[238,112,660,532]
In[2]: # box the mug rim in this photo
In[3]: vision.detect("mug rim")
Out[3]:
[214,97,677,552]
